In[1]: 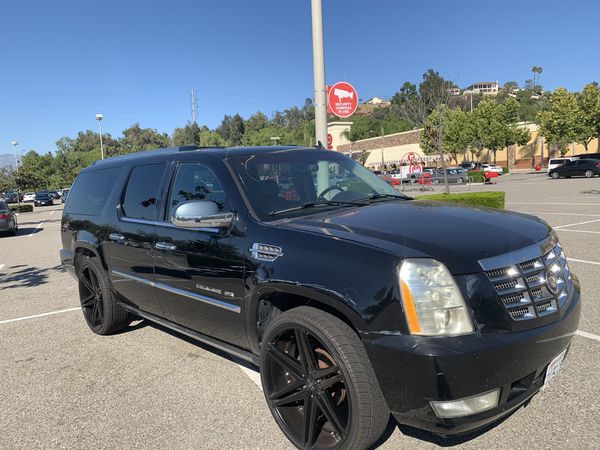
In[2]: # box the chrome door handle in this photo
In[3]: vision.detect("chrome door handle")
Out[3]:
[155,241,177,251]
[109,233,125,241]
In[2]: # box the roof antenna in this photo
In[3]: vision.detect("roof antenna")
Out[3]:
[317,140,324,149]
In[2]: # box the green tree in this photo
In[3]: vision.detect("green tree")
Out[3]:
[120,123,170,153]
[539,88,580,156]
[578,83,600,151]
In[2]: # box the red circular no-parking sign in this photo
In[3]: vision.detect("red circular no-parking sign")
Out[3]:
[328,82,358,118]
[409,164,423,174]
[327,133,333,149]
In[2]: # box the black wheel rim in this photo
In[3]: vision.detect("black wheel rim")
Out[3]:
[263,326,351,450]
[79,267,104,328]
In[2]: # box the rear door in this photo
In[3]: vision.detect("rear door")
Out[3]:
[152,157,250,348]
[106,163,169,317]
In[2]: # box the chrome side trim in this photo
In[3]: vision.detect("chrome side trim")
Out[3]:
[119,303,258,365]
[119,216,219,233]
[110,269,241,313]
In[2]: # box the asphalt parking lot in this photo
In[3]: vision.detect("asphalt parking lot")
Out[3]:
[1,175,599,449]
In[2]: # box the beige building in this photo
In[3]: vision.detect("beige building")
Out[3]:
[464,81,500,95]
[328,121,600,170]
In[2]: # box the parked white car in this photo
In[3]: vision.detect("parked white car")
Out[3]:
[23,192,36,202]
[547,158,572,173]
[481,164,503,174]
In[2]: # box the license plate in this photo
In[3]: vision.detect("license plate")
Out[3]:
[544,349,567,388]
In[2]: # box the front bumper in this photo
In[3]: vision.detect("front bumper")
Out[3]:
[362,278,581,436]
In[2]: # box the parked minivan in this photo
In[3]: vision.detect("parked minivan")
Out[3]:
[61,146,581,449]
[547,158,572,172]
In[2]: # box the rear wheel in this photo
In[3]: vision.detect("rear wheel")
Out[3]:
[11,220,17,236]
[260,307,389,450]
[77,256,129,335]
[585,170,594,178]
[551,172,560,179]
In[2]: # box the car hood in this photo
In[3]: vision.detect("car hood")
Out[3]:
[278,200,551,274]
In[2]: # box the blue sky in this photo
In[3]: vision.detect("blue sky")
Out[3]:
[1,0,598,155]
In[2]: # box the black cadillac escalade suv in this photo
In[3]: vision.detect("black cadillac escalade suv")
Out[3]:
[60,146,581,450]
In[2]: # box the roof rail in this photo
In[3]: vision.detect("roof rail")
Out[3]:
[176,145,200,151]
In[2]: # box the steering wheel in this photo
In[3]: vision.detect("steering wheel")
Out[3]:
[317,186,344,200]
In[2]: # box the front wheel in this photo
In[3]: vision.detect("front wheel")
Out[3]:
[551,172,560,179]
[585,170,594,178]
[260,307,389,450]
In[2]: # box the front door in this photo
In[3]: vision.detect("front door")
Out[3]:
[107,163,169,317]
[153,160,249,348]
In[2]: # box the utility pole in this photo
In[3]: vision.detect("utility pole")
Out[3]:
[11,140,21,210]
[380,125,385,170]
[190,89,198,124]
[311,0,330,194]
[96,114,104,159]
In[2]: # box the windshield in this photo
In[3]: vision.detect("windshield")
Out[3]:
[227,149,406,220]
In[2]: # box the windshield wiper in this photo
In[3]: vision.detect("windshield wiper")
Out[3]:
[270,200,367,217]
[361,193,412,201]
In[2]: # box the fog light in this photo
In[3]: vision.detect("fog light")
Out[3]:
[430,389,500,418]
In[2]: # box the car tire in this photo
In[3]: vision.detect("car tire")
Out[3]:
[551,172,560,179]
[432,179,440,184]
[585,170,594,178]
[76,255,130,335]
[11,221,17,236]
[260,306,389,450]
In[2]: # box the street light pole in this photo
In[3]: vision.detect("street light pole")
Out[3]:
[11,140,21,209]
[310,0,330,195]
[311,0,327,148]
[96,113,104,159]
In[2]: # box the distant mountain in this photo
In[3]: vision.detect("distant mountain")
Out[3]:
[0,153,16,169]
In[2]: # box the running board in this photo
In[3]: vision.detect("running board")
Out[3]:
[120,304,259,366]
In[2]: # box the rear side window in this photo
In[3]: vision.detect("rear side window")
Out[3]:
[0,201,8,212]
[122,164,167,221]
[65,167,122,216]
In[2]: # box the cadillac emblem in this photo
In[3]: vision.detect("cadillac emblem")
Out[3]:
[546,270,559,294]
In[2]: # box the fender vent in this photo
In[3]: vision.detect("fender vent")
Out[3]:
[249,243,283,262]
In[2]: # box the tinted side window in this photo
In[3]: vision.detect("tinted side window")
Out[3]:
[122,164,167,220]
[65,167,122,216]
[0,201,8,211]
[167,163,227,219]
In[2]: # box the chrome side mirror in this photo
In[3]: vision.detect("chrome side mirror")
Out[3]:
[171,200,233,229]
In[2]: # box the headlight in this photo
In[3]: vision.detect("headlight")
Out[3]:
[398,259,474,336]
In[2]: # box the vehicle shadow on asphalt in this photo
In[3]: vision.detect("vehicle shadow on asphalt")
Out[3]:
[14,226,44,236]
[0,264,65,290]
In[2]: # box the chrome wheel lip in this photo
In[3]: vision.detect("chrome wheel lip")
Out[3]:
[263,324,351,450]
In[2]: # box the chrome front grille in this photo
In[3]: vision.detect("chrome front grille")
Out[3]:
[480,240,572,323]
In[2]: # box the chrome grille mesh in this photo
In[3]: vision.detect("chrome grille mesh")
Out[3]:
[483,243,572,322]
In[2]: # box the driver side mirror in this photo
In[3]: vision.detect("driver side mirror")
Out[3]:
[171,200,233,229]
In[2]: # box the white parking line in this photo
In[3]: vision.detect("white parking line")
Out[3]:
[577,330,600,343]
[0,307,80,325]
[0,264,5,271]
[509,202,600,206]
[558,229,600,235]
[28,222,43,237]
[50,210,55,216]
[554,219,600,229]
[568,258,600,266]
[518,212,600,217]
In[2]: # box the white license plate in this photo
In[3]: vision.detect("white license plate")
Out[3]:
[544,349,567,388]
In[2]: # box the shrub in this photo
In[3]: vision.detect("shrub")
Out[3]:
[468,171,486,183]
[417,191,505,209]
[9,204,34,213]
[502,166,510,174]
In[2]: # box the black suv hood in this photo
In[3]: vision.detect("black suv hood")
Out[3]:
[279,200,551,274]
